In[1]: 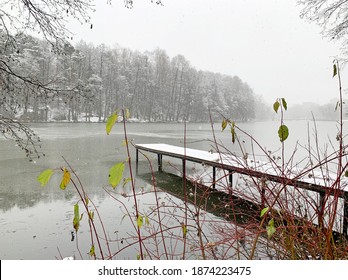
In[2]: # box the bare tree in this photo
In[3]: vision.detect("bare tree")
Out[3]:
[299,0,348,51]
[0,0,95,158]
[0,0,162,158]
[1,1,94,50]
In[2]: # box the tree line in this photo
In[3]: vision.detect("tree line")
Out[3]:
[0,32,268,123]
[1,0,345,158]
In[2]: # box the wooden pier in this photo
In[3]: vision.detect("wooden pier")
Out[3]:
[135,143,348,237]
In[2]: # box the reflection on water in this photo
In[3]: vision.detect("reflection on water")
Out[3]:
[0,121,343,259]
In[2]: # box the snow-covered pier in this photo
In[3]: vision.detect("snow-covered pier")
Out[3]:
[135,143,348,237]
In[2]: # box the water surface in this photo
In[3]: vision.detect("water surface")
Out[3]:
[0,120,343,259]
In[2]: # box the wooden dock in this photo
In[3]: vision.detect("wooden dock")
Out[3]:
[135,143,348,237]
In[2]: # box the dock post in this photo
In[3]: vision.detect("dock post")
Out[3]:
[228,171,233,188]
[318,192,325,229]
[212,166,216,190]
[343,192,348,238]
[261,186,266,209]
[182,159,186,185]
[260,177,267,208]
[136,148,139,175]
[158,154,163,172]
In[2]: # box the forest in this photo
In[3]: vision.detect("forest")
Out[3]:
[0,32,269,123]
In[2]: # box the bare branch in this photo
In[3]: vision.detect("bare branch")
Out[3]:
[0,114,42,159]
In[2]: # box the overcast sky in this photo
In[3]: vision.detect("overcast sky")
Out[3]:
[68,0,346,106]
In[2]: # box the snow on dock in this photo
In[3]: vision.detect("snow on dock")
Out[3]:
[135,143,348,193]
[135,143,348,236]
[136,143,221,164]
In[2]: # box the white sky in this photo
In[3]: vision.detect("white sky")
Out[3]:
[68,0,346,106]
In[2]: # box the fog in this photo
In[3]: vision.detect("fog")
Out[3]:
[67,0,346,107]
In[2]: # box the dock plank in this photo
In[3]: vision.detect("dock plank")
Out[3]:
[135,143,347,194]
[135,143,348,236]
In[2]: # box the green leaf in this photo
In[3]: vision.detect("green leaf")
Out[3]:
[109,162,125,188]
[281,98,287,111]
[266,218,276,238]
[231,121,236,144]
[273,100,280,113]
[59,168,71,190]
[89,245,95,257]
[335,101,340,111]
[278,124,289,142]
[137,215,143,228]
[145,216,150,226]
[85,195,89,205]
[37,169,54,187]
[73,204,80,232]
[123,177,132,187]
[221,118,228,131]
[106,111,118,135]
[345,170,348,177]
[260,207,269,218]
[120,214,128,224]
[122,139,128,147]
[181,223,187,238]
[89,211,94,220]
[333,63,337,78]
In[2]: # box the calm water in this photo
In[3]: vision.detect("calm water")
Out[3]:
[0,120,344,259]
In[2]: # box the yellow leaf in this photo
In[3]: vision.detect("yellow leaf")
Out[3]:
[106,111,118,135]
[60,168,71,190]
[221,118,228,131]
[89,245,95,257]
[125,108,130,119]
[137,215,143,228]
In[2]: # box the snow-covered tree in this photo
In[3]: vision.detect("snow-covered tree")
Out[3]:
[299,0,348,57]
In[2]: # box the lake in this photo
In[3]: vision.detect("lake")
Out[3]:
[0,120,345,259]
